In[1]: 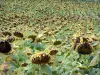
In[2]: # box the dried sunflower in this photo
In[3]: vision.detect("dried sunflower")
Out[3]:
[21,63,28,67]
[2,31,12,36]
[13,32,23,38]
[77,42,92,54]
[0,40,11,53]
[28,35,37,42]
[73,36,93,54]
[49,50,58,55]
[53,40,61,45]
[31,52,51,65]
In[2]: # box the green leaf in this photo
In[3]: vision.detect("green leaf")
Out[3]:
[96,69,100,75]
[92,41,99,47]
[89,53,99,67]
[41,65,52,75]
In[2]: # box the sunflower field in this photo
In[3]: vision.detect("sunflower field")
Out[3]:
[0,0,100,75]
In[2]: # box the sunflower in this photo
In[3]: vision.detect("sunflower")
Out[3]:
[2,31,12,36]
[13,32,23,38]
[49,50,58,55]
[77,42,92,54]
[0,40,11,53]
[30,52,51,65]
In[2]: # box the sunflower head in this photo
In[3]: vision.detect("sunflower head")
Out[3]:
[13,32,23,38]
[28,35,37,42]
[77,42,93,54]
[28,35,37,39]
[49,50,58,55]
[53,40,61,45]
[30,52,51,65]
[2,31,12,36]
[0,40,11,53]
[73,35,93,54]
[21,63,28,67]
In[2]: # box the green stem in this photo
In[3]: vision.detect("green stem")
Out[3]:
[39,65,41,75]
[32,64,36,75]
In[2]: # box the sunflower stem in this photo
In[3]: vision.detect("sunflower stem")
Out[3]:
[32,64,36,75]
[39,65,42,75]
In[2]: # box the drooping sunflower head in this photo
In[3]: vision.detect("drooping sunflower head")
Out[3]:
[53,40,61,45]
[72,33,93,54]
[49,50,58,55]
[28,35,37,42]
[30,52,51,65]
[21,63,28,67]
[13,31,23,38]
[0,40,11,53]
[2,31,12,36]
[77,42,93,54]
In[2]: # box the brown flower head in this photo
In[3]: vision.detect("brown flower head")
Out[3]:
[21,63,28,67]
[28,35,37,42]
[54,40,61,45]
[49,50,58,55]
[31,52,50,64]
[13,32,23,38]
[2,31,12,36]
[0,40,11,53]
[77,42,92,54]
